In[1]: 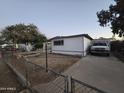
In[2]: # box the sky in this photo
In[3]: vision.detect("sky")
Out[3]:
[0,0,115,39]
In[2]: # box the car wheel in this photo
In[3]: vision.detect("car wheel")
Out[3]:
[91,53,93,55]
[106,53,110,56]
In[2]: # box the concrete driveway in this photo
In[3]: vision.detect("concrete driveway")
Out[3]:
[64,55,124,93]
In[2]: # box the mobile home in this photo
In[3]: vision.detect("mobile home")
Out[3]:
[49,34,93,56]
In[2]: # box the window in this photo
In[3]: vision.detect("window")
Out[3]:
[93,42,107,46]
[54,40,64,46]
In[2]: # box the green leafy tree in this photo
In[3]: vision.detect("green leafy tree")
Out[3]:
[0,34,5,45]
[1,23,47,48]
[1,25,17,44]
[33,34,47,49]
[97,0,124,37]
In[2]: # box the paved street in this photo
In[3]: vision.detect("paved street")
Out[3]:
[64,55,124,93]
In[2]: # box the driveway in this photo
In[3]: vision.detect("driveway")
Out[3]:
[64,55,124,93]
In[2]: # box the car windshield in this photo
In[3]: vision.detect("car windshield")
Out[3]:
[93,43,107,46]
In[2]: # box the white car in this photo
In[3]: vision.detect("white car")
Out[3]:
[90,42,110,56]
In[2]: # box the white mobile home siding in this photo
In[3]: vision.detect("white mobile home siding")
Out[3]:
[51,37,84,56]
[83,37,91,56]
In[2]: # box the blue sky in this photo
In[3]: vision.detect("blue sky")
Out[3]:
[0,0,114,39]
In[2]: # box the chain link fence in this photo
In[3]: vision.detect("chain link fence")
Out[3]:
[25,60,69,93]
[70,77,106,93]
[2,51,108,93]
[3,51,68,93]
[2,51,27,93]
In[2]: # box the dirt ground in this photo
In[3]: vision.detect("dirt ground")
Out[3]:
[26,53,81,72]
[0,58,22,92]
[9,53,81,86]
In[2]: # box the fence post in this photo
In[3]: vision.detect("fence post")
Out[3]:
[70,77,75,93]
[45,42,48,72]
[66,76,75,93]
[64,76,69,93]
[23,58,30,88]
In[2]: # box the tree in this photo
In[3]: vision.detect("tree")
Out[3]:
[1,23,47,48]
[97,0,124,37]
[1,25,18,44]
[33,34,47,49]
[0,34,5,45]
